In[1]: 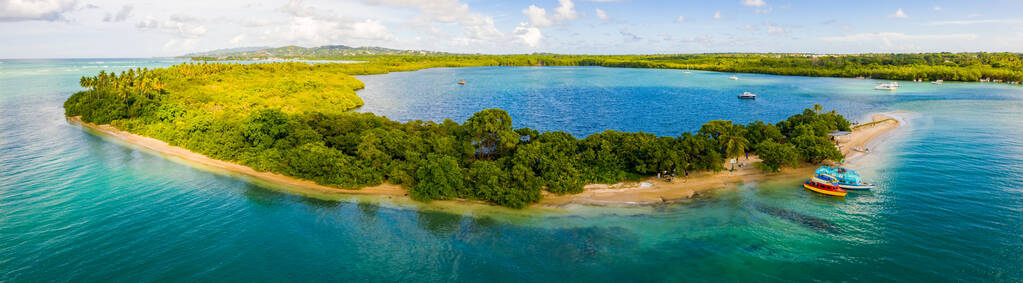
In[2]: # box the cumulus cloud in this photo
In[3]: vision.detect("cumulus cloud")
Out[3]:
[522,0,579,27]
[136,14,207,38]
[741,0,767,7]
[889,8,908,19]
[514,0,582,48]
[523,5,552,27]
[595,8,608,20]
[366,0,502,41]
[713,11,722,19]
[513,22,542,47]
[272,1,396,44]
[675,15,685,23]
[553,0,577,21]
[103,4,132,22]
[0,0,76,22]
[933,5,941,11]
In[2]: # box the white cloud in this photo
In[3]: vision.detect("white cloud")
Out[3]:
[349,19,394,40]
[595,8,608,20]
[241,18,276,27]
[162,38,199,52]
[553,0,578,21]
[0,0,76,21]
[523,5,552,27]
[459,14,503,41]
[764,21,786,35]
[933,5,941,11]
[274,2,396,44]
[713,11,722,19]
[513,0,580,48]
[675,15,685,23]
[513,22,542,47]
[820,32,975,42]
[135,17,157,29]
[229,33,246,45]
[136,14,207,39]
[367,0,501,41]
[889,8,908,19]
[928,19,1023,25]
[103,4,132,22]
[742,0,767,7]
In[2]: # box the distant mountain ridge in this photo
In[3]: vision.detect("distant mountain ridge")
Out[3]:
[185,45,445,59]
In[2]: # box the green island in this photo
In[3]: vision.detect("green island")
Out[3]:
[64,60,852,208]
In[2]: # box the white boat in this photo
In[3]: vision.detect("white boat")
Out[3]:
[738,92,756,99]
[729,75,739,80]
[874,82,898,91]
[932,79,943,85]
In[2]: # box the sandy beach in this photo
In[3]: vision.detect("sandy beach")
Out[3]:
[68,113,901,208]
[539,113,902,206]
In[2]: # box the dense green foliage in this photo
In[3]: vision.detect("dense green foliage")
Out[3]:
[196,51,1023,82]
[66,62,850,208]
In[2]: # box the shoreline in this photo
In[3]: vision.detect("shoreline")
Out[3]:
[67,113,901,210]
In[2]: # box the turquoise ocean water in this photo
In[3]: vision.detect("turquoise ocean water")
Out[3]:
[1,59,1021,281]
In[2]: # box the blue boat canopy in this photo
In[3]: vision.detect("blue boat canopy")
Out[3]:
[815,166,862,184]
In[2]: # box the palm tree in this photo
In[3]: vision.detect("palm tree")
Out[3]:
[812,103,823,114]
[721,126,750,171]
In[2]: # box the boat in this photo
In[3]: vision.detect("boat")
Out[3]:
[729,75,739,80]
[458,80,466,85]
[815,166,875,190]
[738,92,756,99]
[804,176,847,197]
[874,82,898,91]
[932,79,943,85]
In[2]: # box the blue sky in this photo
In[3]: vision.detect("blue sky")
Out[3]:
[2,0,1022,58]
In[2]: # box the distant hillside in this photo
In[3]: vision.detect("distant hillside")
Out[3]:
[185,45,445,59]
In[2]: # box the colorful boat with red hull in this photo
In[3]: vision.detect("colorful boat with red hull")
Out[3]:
[804,176,847,197]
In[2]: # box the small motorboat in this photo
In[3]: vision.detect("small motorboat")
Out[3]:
[729,75,739,80]
[804,176,847,197]
[815,166,876,190]
[738,92,757,99]
[874,82,898,91]
[932,79,943,85]
[458,80,467,85]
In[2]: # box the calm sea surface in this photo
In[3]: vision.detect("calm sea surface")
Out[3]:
[2,60,1021,281]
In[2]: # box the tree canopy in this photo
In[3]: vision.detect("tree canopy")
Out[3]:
[66,61,854,208]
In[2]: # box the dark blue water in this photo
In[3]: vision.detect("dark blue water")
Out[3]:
[2,60,1021,281]
[354,67,1020,136]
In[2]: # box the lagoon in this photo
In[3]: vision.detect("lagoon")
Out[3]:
[1,59,1021,281]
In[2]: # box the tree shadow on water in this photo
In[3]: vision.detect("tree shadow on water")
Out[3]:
[240,183,288,208]
[415,209,467,237]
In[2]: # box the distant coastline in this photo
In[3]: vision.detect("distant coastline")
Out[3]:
[68,113,901,209]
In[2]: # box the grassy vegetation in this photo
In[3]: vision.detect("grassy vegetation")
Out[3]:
[196,52,1023,82]
[65,60,850,208]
